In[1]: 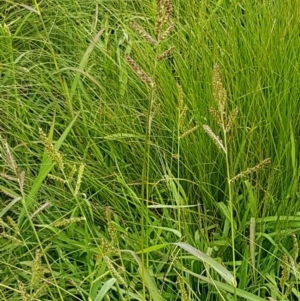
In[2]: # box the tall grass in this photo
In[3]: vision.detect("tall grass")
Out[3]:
[0,0,300,300]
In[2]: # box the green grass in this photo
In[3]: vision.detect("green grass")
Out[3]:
[0,0,300,300]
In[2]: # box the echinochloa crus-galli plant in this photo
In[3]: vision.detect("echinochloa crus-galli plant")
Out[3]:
[203,64,271,298]
[125,0,175,299]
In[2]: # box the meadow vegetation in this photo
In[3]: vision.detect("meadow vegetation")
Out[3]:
[0,0,300,300]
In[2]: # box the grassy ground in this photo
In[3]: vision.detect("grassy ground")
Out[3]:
[0,0,300,300]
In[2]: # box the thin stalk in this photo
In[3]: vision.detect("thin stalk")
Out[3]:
[140,53,158,300]
[223,126,237,299]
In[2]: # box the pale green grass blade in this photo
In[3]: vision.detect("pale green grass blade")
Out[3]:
[185,269,266,301]
[174,242,236,286]
[136,243,169,254]
[0,196,21,218]
[94,278,116,301]
[123,250,165,301]
[69,28,105,104]
[149,226,181,238]
[148,204,199,209]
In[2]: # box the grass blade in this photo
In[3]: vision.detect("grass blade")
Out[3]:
[174,242,236,286]
[94,278,116,301]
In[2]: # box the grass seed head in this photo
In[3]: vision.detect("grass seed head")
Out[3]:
[68,165,77,182]
[280,254,290,291]
[285,283,294,298]
[212,64,227,118]
[159,22,174,42]
[75,163,85,196]
[157,46,175,61]
[1,139,19,176]
[130,21,157,45]
[292,233,298,261]
[1,232,23,245]
[177,84,184,110]
[180,125,199,139]
[18,280,29,301]
[126,56,154,86]
[104,256,126,285]
[203,124,226,154]
[106,207,118,245]
[47,174,66,183]
[226,107,239,132]
[30,202,50,219]
[52,217,86,228]
[155,0,173,36]
[7,216,20,234]
[177,276,189,301]
[209,107,223,128]
[230,158,271,182]
[39,128,64,171]
[30,249,43,290]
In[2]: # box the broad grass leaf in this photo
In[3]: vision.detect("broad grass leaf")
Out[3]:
[123,250,165,301]
[186,269,266,301]
[94,278,116,301]
[174,242,236,286]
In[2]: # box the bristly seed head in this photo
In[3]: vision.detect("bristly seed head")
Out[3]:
[203,124,226,154]
[180,125,199,139]
[280,254,290,291]
[159,22,174,42]
[226,107,239,132]
[0,137,19,176]
[212,64,227,117]
[157,46,175,61]
[39,128,64,171]
[209,107,223,128]
[126,56,154,87]
[230,158,271,182]
[75,163,85,196]
[155,0,174,38]
[130,21,157,45]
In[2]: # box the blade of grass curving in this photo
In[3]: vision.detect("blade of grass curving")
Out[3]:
[122,250,165,301]
[0,196,21,218]
[185,269,266,301]
[69,28,105,116]
[174,242,236,286]
[94,278,116,301]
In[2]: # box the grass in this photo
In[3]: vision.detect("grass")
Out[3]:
[0,0,300,300]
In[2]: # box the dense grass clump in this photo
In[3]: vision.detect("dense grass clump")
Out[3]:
[0,0,300,300]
